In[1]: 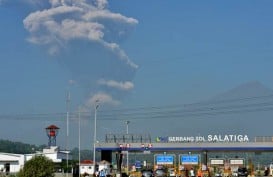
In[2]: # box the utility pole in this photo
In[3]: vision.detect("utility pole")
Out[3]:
[78,107,81,177]
[66,91,70,177]
[126,120,130,175]
[93,100,99,174]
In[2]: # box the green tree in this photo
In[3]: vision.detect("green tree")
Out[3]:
[18,155,55,177]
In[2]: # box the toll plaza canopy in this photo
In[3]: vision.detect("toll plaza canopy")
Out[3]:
[96,134,273,172]
[96,134,273,152]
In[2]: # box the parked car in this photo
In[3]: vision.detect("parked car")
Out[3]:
[154,168,168,177]
[141,169,154,177]
[237,167,248,177]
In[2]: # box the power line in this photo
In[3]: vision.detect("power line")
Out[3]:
[0,94,273,121]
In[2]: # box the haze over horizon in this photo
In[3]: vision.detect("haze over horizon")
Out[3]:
[1,0,273,149]
[1,80,273,149]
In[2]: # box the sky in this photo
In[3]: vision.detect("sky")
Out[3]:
[1,0,273,150]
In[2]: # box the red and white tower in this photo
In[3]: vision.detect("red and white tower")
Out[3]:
[45,125,60,147]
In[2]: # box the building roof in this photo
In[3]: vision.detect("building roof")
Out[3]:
[81,160,94,164]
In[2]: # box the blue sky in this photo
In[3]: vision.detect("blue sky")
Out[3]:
[1,0,273,149]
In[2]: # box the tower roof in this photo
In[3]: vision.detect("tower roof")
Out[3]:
[45,125,60,130]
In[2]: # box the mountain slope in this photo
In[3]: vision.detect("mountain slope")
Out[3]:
[210,81,273,101]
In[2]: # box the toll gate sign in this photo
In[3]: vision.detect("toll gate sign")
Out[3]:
[180,154,199,165]
[156,155,174,165]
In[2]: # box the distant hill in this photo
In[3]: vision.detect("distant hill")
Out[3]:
[210,81,273,101]
[149,80,273,139]
[0,139,44,154]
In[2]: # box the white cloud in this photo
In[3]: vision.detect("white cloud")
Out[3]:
[23,6,83,33]
[84,92,120,109]
[98,79,134,91]
[102,41,138,69]
[82,10,138,25]
[23,0,138,69]
[20,0,138,108]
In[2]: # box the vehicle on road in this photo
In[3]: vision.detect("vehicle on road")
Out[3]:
[237,167,248,177]
[214,172,222,177]
[141,169,154,177]
[154,168,168,177]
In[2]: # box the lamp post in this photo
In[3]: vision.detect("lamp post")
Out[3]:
[78,107,81,177]
[126,121,130,175]
[66,91,70,177]
[93,100,99,174]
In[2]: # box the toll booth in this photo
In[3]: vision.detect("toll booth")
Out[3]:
[154,154,177,177]
[209,158,225,177]
[229,158,245,175]
[179,154,200,177]
[154,154,176,170]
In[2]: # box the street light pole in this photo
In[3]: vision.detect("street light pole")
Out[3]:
[93,100,99,175]
[78,107,81,177]
[66,91,70,177]
[126,121,130,175]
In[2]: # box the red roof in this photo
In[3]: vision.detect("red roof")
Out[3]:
[45,125,60,129]
[81,160,94,164]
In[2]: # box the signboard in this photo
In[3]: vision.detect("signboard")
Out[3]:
[210,159,224,165]
[181,155,199,165]
[230,159,244,165]
[156,155,174,165]
[156,134,249,143]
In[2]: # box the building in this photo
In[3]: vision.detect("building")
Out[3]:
[0,152,24,173]
[0,125,70,174]
[79,160,95,175]
[25,146,70,163]
[0,146,71,174]
[79,160,112,176]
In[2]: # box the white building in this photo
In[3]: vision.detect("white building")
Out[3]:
[0,153,25,173]
[0,146,70,174]
[79,160,112,176]
[79,160,95,175]
[25,146,70,163]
